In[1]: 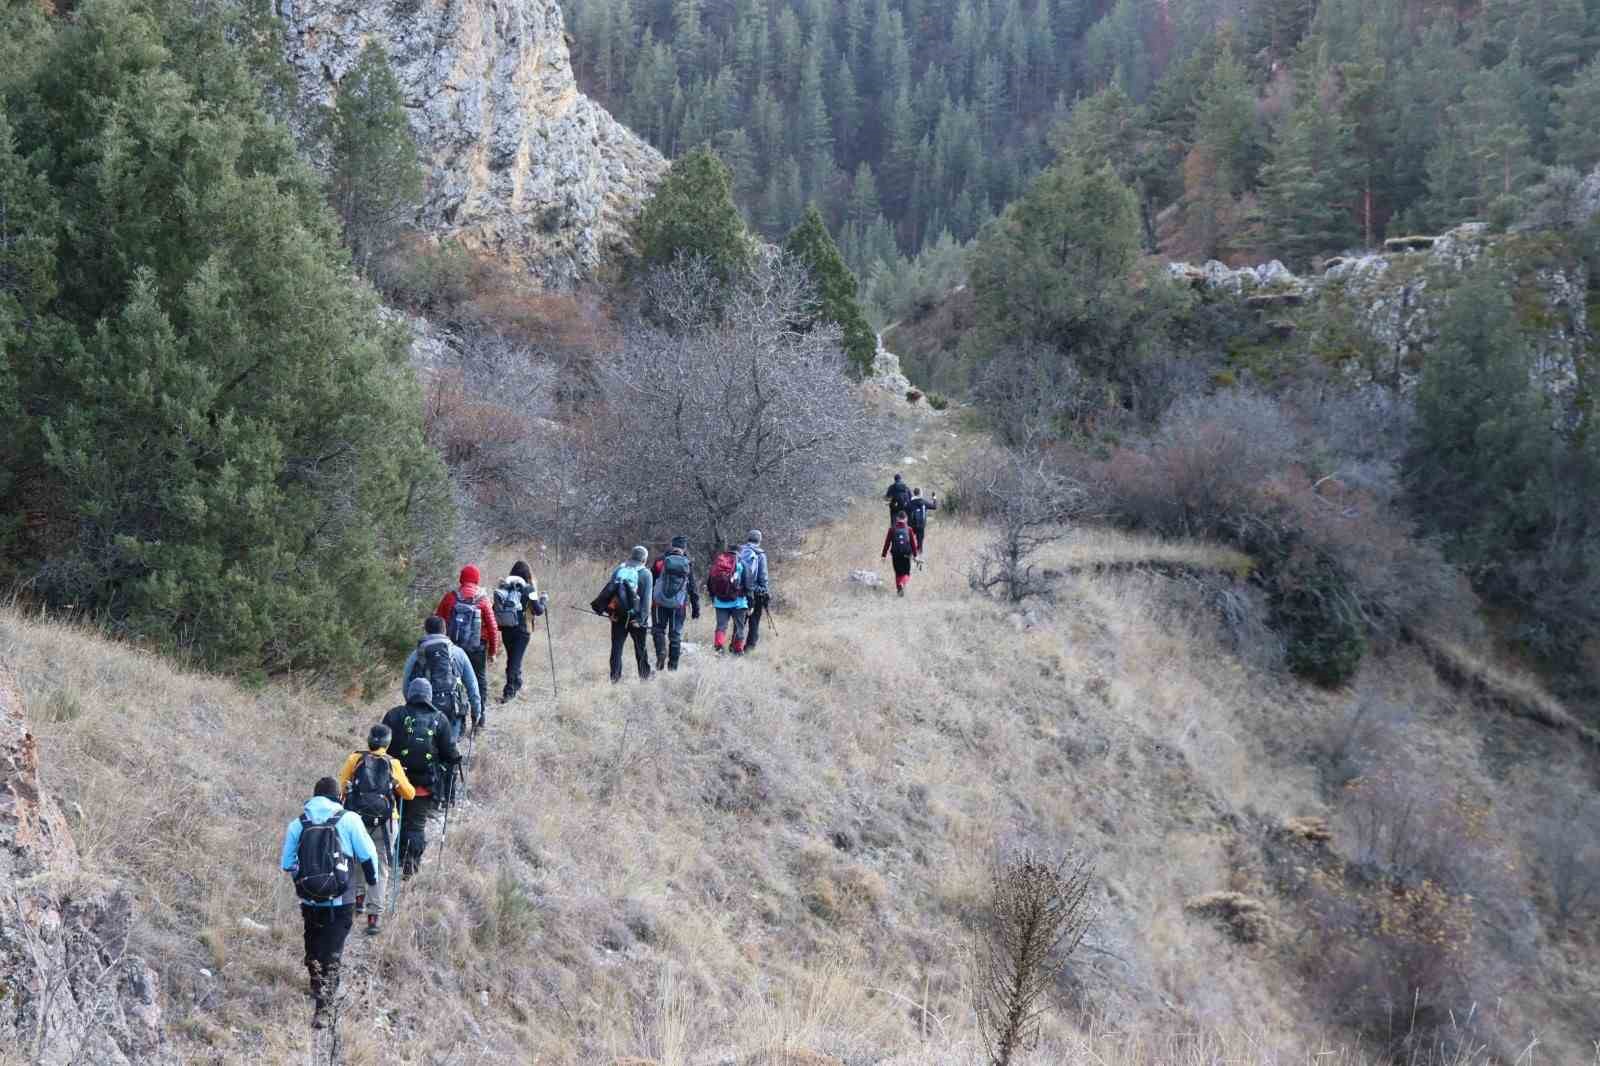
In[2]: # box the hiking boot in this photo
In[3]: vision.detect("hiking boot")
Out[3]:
[365,914,380,936]
[897,585,905,597]
[656,657,665,671]
[353,893,365,912]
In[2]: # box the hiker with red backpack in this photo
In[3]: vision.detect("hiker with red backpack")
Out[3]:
[434,565,499,724]
[651,536,701,671]
[882,512,921,596]
[707,542,751,654]
[279,776,380,1029]
[336,724,416,936]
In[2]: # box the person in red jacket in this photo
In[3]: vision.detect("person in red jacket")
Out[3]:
[881,513,921,597]
[434,565,499,728]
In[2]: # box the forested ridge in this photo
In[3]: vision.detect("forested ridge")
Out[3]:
[565,0,1600,317]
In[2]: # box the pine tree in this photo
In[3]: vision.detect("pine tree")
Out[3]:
[1260,64,1358,267]
[784,204,878,375]
[635,145,752,279]
[1555,55,1600,170]
[1191,43,1262,195]
[324,41,424,273]
[1340,26,1396,246]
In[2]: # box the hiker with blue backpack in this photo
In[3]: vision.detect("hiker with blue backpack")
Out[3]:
[280,776,380,1029]
[401,615,482,742]
[651,536,701,671]
[737,530,771,653]
[707,542,751,654]
[434,565,499,722]
[595,546,653,682]
[493,561,546,702]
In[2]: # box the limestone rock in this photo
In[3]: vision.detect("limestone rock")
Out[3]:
[277,0,668,287]
[848,570,883,589]
[1576,163,1600,222]
[0,665,166,1064]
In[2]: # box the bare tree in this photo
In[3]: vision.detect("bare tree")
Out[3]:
[593,252,874,554]
[974,848,1096,1066]
[966,449,1089,603]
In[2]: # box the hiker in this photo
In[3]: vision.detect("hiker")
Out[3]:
[707,541,750,654]
[738,530,771,652]
[884,472,912,519]
[402,616,482,741]
[651,536,701,671]
[605,546,653,683]
[434,565,499,719]
[380,678,463,879]
[279,776,379,1029]
[336,724,416,936]
[493,561,546,702]
[905,488,939,555]
[881,511,921,597]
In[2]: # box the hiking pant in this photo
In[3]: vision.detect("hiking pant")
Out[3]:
[610,619,651,681]
[714,607,748,652]
[357,819,389,915]
[465,646,488,720]
[399,793,437,875]
[910,521,927,553]
[891,552,913,590]
[502,625,530,698]
[301,904,354,1004]
[652,604,686,669]
[746,595,766,651]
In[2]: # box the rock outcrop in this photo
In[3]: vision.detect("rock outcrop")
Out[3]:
[277,0,667,286]
[0,666,164,1064]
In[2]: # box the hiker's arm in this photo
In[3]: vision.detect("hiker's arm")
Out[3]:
[457,649,482,717]
[881,530,891,557]
[280,820,301,873]
[335,753,360,792]
[399,650,417,700]
[344,815,378,864]
[390,759,417,801]
[688,572,701,616]
[438,729,463,765]
[481,598,500,658]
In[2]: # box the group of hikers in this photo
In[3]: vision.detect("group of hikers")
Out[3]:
[883,473,938,596]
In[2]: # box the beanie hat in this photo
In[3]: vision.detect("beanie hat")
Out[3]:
[630,545,649,564]
[406,677,434,704]
[747,529,763,545]
[459,564,480,586]
[670,535,688,550]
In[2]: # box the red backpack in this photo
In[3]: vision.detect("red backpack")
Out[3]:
[708,550,741,601]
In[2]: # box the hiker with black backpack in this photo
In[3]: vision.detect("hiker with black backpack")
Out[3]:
[380,678,463,879]
[401,616,482,744]
[595,546,653,683]
[707,542,750,654]
[651,536,700,671]
[905,488,939,557]
[881,511,921,597]
[493,561,547,702]
[279,776,380,1029]
[885,473,912,519]
[336,724,417,936]
[738,530,771,653]
[434,565,500,722]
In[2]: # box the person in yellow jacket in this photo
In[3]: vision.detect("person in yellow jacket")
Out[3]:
[336,724,417,935]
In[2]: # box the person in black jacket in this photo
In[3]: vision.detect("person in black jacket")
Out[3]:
[884,472,912,519]
[905,487,939,555]
[380,678,462,878]
[495,560,546,702]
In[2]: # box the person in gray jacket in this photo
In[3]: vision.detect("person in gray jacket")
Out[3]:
[738,530,771,652]
[400,616,483,739]
[607,546,654,682]
[651,535,701,671]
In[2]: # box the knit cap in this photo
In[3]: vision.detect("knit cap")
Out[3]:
[406,677,434,704]
[459,564,480,585]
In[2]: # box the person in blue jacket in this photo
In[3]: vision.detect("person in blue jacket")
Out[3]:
[707,542,750,654]
[280,776,379,1029]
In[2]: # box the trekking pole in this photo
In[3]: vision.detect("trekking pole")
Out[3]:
[543,610,558,701]
[437,784,453,872]
[387,804,403,914]
[763,597,779,637]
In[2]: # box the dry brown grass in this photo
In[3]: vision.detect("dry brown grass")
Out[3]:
[2,444,1594,1063]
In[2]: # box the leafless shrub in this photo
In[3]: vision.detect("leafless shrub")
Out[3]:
[970,344,1101,448]
[1531,782,1600,933]
[966,449,1089,603]
[973,848,1095,1066]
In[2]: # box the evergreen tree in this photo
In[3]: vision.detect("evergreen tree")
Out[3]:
[784,205,878,375]
[1555,55,1600,170]
[635,145,752,281]
[325,40,424,273]
[1191,43,1262,195]
[1261,64,1358,267]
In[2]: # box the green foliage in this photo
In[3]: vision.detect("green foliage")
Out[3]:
[1555,55,1600,170]
[1260,57,1359,268]
[0,0,452,674]
[634,146,751,282]
[324,40,424,274]
[1279,553,1367,687]
[784,205,877,376]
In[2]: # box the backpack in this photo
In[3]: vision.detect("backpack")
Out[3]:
[447,595,483,651]
[394,709,441,780]
[590,577,619,617]
[888,481,912,509]
[708,551,741,601]
[906,498,928,525]
[408,636,459,719]
[493,580,525,630]
[294,807,351,902]
[890,524,914,557]
[345,752,393,826]
[658,554,691,603]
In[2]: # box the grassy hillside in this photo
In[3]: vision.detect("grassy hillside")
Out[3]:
[4,439,1596,1065]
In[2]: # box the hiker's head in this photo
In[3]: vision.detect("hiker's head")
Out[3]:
[629,545,649,565]
[424,615,445,636]
[894,473,903,482]
[368,724,392,751]
[912,487,922,497]
[511,560,532,581]
[895,512,908,525]
[725,542,740,554]
[746,529,763,546]
[459,564,480,586]
[313,776,341,801]
[406,677,434,705]
[670,535,688,551]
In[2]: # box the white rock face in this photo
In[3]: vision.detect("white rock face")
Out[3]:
[277,0,667,286]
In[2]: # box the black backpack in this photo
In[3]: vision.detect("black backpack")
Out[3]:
[891,524,914,557]
[907,497,928,525]
[447,595,483,651]
[294,807,350,902]
[345,752,393,826]
[408,636,459,720]
[658,554,690,602]
[888,481,911,508]
[394,709,441,781]
[493,580,525,629]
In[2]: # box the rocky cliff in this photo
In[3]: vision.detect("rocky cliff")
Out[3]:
[277,0,667,286]
[0,666,164,1064]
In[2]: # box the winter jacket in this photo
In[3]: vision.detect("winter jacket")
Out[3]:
[652,551,701,612]
[883,521,921,559]
[336,748,418,805]
[401,635,483,721]
[379,700,463,795]
[434,584,501,658]
[885,479,912,511]
[611,563,654,627]
[709,558,750,610]
[738,543,769,597]
[280,796,379,907]
[495,574,545,630]
[905,496,938,528]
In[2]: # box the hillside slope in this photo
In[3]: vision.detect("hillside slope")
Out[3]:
[2,444,1595,1064]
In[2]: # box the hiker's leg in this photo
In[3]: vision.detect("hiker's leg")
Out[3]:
[320,904,355,999]
[400,795,432,873]
[503,627,529,697]
[731,608,748,653]
[609,619,627,681]
[361,826,385,915]
[630,625,651,679]
[651,606,669,666]
[745,598,764,650]
[467,647,488,709]
[301,905,323,999]
[714,607,729,650]
[667,606,684,669]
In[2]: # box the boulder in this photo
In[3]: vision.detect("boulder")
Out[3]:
[848,570,883,589]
